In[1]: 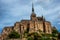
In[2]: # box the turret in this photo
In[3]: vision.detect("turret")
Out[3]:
[42,15,46,33]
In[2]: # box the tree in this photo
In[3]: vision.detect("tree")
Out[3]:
[58,33,60,39]
[27,36,33,40]
[52,27,58,34]
[52,27,59,40]
[52,29,58,34]
[52,28,58,37]
[27,32,41,40]
[8,30,20,39]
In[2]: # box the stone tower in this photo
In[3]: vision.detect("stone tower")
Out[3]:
[31,3,37,21]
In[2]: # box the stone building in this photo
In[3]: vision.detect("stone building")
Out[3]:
[0,3,52,40]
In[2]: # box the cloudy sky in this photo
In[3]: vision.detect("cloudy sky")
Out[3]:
[0,0,60,33]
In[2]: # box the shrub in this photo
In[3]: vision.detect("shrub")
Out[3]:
[8,30,20,38]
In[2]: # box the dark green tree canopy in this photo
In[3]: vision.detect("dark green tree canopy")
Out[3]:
[58,33,60,39]
[8,30,20,38]
[52,27,58,34]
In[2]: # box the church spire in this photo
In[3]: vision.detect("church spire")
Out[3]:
[31,2,36,21]
[32,2,34,12]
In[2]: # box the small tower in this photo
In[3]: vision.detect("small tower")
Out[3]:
[31,3,36,21]
[42,15,46,33]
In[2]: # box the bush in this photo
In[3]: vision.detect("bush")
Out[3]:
[8,30,20,38]
[27,37,33,40]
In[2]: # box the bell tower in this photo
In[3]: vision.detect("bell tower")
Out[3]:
[30,3,36,21]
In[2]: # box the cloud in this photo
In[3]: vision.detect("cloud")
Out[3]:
[0,0,60,32]
[33,0,54,6]
[1,0,19,4]
[35,0,53,3]
[58,23,60,25]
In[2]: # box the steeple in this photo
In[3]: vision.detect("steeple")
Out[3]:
[31,2,36,17]
[32,2,34,12]
[31,2,36,21]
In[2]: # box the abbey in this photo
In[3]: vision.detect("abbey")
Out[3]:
[14,4,52,34]
[0,4,52,40]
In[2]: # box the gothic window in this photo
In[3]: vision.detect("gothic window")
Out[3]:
[23,26,24,30]
[19,25,21,33]
[27,23,29,27]
[27,23,30,33]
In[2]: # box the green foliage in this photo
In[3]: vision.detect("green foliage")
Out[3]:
[52,28,58,37]
[24,28,59,40]
[27,32,52,40]
[27,32,41,40]
[41,34,52,40]
[8,30,20,38]
[52,29,58,34]
[27,36,33,40]
[38,30,42,32]
[40,37,51,40]
[58,33,60,39]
